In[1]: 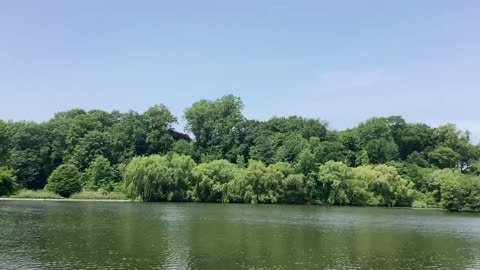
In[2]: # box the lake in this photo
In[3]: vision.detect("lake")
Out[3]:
[0,201,479,269]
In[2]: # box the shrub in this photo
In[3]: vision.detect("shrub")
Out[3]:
[46,164,82,197]
[441,175,480,212]
[0,167,17,196]
[412,200,428,208]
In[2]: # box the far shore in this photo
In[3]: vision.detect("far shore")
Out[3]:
[0,198,131,202]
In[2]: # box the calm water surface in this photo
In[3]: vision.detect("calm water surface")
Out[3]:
[0,201,479,269]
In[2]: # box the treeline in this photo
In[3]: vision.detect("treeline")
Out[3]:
[123,154,480,211]
[0,95,479,211]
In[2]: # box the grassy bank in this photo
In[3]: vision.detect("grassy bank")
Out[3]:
[11,189,63,199]
[70,191,128,200]
[7,189,129,200]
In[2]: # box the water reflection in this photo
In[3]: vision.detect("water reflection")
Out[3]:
[0,202,479,269]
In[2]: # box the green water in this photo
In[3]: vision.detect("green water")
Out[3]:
[0,201,479,269]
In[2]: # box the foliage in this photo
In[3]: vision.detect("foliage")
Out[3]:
[70,191,128,200]
[7,122,52,189]
[123,154,196,202]
[82,156,117,191]
[144,104,177,154]
[441,175,480,212]
[185,95,246,162]
[428,146,461,169]
[46,164,82,197]
[172,140,195,157]
[367,164,416,207]
[0,167,17,196]
[412,200,429,208]
[70,131,115,171]
[318,161,353,205]
[0,95,479,211]
[11,189,63,199]
[192,159,239,202]
[314,162,415,207]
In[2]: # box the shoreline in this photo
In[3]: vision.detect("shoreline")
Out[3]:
[1,198,476,212]
[0,198,439,208]
[0,198,131,202]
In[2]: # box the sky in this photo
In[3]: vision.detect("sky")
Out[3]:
[0,1,479,143]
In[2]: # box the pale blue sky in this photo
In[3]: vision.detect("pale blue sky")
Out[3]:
[0,1,479,142]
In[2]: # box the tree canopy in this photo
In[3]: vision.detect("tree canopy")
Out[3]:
[1,95,479,211]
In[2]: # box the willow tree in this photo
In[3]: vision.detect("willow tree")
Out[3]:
[192,159,239,202]
[123,154,196,202]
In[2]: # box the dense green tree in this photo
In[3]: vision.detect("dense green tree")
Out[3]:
[406,151,429,167]
[432,124,480,171]
[396,162,435,192]
[428,146,461,169]
[82,156,117,191]
[396,123,434,159]
[355,150,370,166]
[87,109,121,128]
[44,116,71,168]
[315,162,415,207]
[249,133,276,164]
[424,169,461,204]
[318,161,352,205]
[433,124,468,151]
[264,116,304,135]
[46,164,82,197]
[441,175,480,211]
[468,159,480,176]
[70,131,116,170]
[0,167,17,196]
[225,161,304,204]
[341,130,361,165]
[1,95,479,211]
[143,105,177,154]
[301,119,329,140]
[192,159,239,202]
[348,116,423,164]
[8,122,52,189]
[110,111,148,162]
[172,140,195,157]
[365,138,399,164]
[225,172,255,203]
[368,164,416,206]
[185,95,246,162]
[274,133,307,163]
[240,160,268,204]
[349,166,378,205]
[264,116,328,140]
[63,112,104,157]
[236,155,246,168]
[355,117,395,144]
[311,139,348,165]
[281,174,306,204]
[295,148,316,176]
[256,162,293,203]
[0,120,9,167]
[124,154,196,202]
[458,144,480,172]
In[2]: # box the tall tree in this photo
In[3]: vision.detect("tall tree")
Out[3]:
[143,105,177,154]
[185,95,246,162]
[8,122,52,189]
